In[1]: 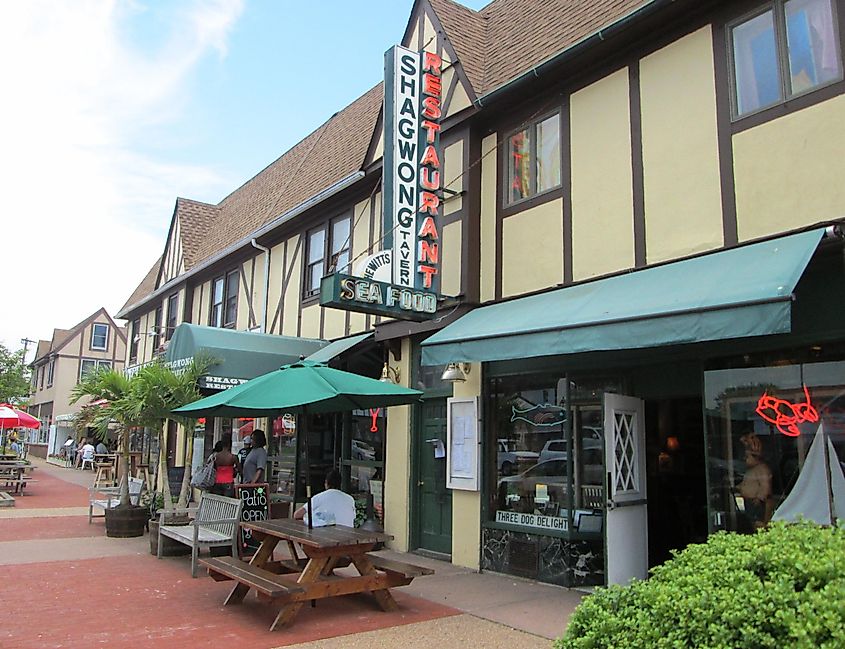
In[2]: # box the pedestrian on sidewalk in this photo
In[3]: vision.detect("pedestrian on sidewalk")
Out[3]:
[210,433,239,498]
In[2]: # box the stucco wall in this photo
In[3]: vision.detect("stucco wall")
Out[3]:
[501,199,564,297]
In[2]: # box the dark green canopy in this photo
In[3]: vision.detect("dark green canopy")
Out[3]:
[165,324,326,390]
[172,360,422,418]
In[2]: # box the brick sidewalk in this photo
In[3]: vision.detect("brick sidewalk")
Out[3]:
[0,461,555,648]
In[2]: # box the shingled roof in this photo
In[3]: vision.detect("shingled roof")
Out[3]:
[122,0,659,313]
[429,0,648,96]
[120,257,163,315]
[176,198,219,270]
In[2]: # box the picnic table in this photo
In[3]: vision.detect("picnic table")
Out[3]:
[0,462,36,494]
[200,519,433,631]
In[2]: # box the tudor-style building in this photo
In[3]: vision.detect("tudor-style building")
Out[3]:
[119,0,845,587]
[28,308,127,458]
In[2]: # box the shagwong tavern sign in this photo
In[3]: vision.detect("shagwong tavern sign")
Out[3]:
[321,45,442,321]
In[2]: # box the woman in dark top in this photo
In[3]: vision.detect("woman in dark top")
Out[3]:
[211,433,239,498]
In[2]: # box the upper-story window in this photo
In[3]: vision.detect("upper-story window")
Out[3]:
[730,0,842,118]
[79,359,111,381]
[152,306,163,351]
[91,323,109,350]
[210,270,239,328]
[38,365,44,390]
[46,358,55,387]
[304,213,352,299]
[165,293,179,341]
[505,112,561,205]
[129,318,140,365]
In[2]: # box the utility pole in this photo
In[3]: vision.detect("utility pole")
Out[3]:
[20,337,35,364]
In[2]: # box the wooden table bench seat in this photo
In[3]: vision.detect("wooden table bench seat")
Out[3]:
[368,555,435,579]
[202,556,305,597]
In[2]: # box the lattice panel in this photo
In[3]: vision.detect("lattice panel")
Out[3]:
[612,412,639,495]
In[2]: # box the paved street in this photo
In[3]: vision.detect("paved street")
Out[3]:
[0,459,579,648]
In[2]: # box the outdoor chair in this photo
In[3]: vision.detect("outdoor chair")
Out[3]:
[80,456,95,471]
[88,476,145,523]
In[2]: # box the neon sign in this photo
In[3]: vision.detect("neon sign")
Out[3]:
[756,385,819,437]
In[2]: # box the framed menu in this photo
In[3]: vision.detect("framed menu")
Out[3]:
[447,397,479,491]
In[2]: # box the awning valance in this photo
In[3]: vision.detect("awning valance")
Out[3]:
[166,324,327,390]
[304,332,373,363]
[422,228,826,366]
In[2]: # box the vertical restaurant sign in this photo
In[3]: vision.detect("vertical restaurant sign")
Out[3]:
[322,45,442,320]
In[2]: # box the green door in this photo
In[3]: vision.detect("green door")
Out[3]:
[415,399,452,555]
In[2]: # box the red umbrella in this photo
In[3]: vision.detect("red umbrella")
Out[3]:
[0,404,40,429]
[0,404,40,452]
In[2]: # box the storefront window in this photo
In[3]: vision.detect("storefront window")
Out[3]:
[489,376,571,533]
[705,360,845,533]
[347,409,385,530]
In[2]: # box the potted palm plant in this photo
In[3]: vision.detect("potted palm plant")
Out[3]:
[71,357,212,538]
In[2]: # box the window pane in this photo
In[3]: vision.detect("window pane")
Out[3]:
[210,304,223,328]
[536,114,561,193]
[786,0,840,94]
[309,261,324,293]
[332,250,350,274]
[212,278,224,304]
[308,229,325,264]
[331,217,351,256]
[732,10,781,115]
[91,323,108,348]
[80,360,96,378]
[99,361,111,371]
[507,129,531,203]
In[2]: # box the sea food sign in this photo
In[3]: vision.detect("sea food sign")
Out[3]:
[320,45,442,321]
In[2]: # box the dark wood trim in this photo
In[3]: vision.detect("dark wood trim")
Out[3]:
[319,302,325,339]
[417,13,424,50]
[629,63,647,265]
[241,259,257,330]
[730,78,845,134]
[711,20,739,246]
[271,239,288,334]
[425,0,478,104]
[494,132,504,301]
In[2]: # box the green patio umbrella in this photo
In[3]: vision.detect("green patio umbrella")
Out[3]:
[173,359,422,530]
[172,359,422,417]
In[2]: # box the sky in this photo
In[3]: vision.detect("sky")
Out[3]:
[1,0,488,363]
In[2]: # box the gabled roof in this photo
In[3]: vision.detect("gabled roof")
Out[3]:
[121,0,667,314]
[31,308,126,365]
[176,198,219,270]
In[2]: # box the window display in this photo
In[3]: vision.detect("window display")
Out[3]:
[487,375,608,536]
[705,360,845,533]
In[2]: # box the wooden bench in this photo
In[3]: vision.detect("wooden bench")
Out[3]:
[158,492,242,578]
[0,491,15,507]
[0,474,37,494]
[368,555,435,582]
[201,556,305,598]
[89,477,145,523]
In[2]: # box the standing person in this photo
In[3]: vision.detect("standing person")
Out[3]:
[241,430,267,484]
[294,469,355,527]
[95,439,108,455]
[211,433,239,498]
[237,435,252,480]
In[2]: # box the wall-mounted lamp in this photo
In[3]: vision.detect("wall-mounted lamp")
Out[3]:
[380,363,401,384]
[441,362,471,383]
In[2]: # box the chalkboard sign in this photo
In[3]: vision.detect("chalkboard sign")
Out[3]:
[167,466,185,497]
[235,482,269,555]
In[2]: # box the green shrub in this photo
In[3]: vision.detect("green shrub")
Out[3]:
[556,522,845,649]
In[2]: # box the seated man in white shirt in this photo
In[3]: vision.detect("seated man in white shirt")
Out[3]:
[294,469,355,527]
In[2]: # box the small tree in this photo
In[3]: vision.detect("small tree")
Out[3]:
[71,357,211,509]
[0,344,30,405]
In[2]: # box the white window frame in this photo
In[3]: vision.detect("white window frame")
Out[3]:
[91,323,109,350]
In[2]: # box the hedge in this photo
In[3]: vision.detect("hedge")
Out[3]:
[556,522,845,649]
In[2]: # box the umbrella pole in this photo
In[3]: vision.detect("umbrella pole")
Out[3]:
[822,424,836,525]
[304,410,312,530]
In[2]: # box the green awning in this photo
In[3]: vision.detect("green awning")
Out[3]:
[166,324,327,390]
[422,228,826,365]
[304,332,374,363]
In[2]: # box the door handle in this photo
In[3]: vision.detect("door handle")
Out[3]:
[418,480,425,486]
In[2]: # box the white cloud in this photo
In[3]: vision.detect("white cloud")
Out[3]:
[0,0,244,358]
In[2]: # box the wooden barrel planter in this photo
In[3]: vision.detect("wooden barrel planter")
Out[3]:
[104,505,149,538]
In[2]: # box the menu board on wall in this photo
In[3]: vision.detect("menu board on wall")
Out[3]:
[447,397,479,491]
[235,482,269,555]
